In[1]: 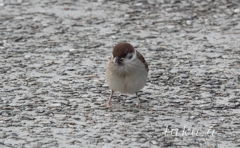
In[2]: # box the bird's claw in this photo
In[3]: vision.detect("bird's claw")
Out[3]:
[135,102,143,108]
[106,101,112,108]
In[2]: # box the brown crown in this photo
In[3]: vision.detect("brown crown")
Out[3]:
[112,42,135,58]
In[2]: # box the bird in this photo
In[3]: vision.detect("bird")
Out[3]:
[105,42,149,108]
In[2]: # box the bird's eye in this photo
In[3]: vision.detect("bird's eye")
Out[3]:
[123,53,127,57]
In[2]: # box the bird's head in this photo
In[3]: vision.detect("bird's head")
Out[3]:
[112,42,136,65]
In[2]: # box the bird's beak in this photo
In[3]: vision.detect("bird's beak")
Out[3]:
[114,56,120,63]
[114,56,124,64]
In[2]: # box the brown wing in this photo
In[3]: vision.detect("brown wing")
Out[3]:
[136,50,149,72]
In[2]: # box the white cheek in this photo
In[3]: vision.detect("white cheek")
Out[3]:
[123,58,132,64]
[111,55,115,63]
[123,52,136,64]
[113,57,116,62]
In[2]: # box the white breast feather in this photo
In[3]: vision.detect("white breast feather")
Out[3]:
[106,53,148,94]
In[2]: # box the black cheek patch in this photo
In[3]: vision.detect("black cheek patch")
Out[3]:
[128,54,132,59]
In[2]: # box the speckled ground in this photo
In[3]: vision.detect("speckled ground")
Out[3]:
[0,0,240,147]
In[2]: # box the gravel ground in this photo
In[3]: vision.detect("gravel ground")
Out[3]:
[1,0,240,147]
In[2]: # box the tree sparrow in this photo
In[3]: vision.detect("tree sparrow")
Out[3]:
[105,42,149,108]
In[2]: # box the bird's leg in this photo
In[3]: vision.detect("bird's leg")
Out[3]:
[107,90,114,108]
[135,92,142,108]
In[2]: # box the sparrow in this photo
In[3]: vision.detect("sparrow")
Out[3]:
[105,42,149,108]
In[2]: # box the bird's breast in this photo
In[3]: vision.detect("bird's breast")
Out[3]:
[106,59,148,94]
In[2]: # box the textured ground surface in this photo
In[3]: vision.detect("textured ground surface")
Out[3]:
[1,0,240,147]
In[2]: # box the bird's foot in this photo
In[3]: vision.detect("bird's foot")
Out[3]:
[106,101,112,108]
[135,102,144,108]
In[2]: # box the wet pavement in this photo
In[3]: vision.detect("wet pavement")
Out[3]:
[0,0,240,147]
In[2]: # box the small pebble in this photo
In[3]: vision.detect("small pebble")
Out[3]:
[234,9,240,13]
